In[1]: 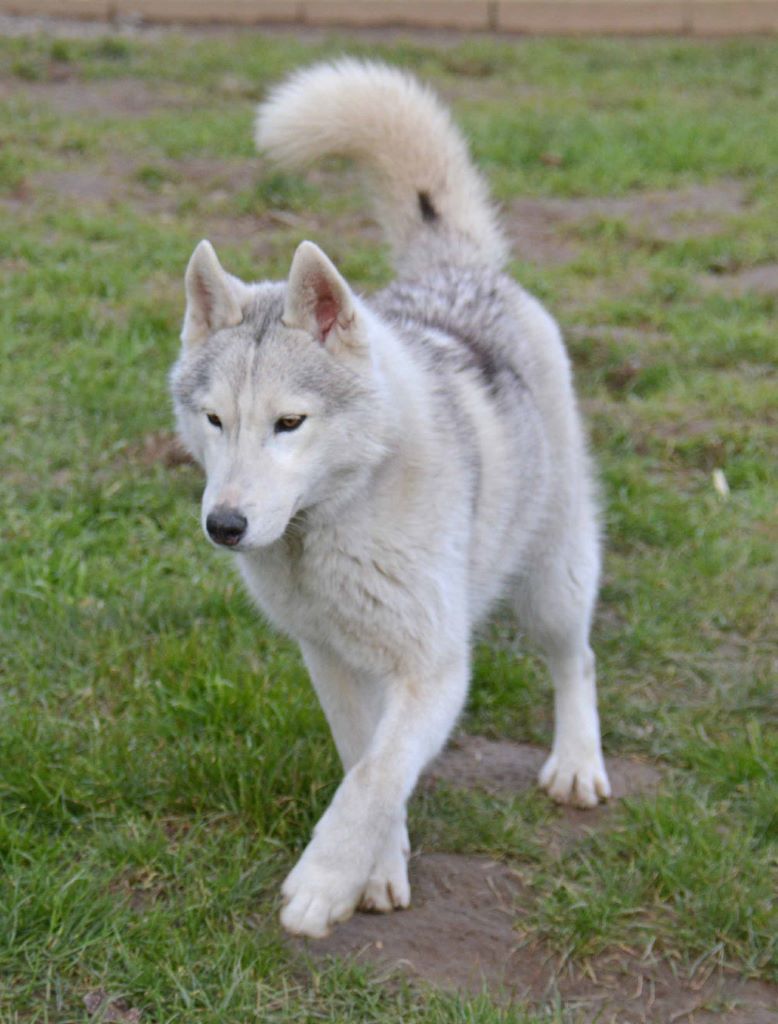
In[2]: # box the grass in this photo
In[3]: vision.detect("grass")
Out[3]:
[1,25,776,1024]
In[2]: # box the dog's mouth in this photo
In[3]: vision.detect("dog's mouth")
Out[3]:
[206,532,246,553]
[219,535,243,549]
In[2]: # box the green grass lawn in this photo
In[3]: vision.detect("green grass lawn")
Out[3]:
[1,26,776,1023]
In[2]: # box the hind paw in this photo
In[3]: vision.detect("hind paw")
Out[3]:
[539,747,611,808]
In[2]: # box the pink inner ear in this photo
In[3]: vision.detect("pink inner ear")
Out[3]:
[311,274,340,341]
[194,272,216,324]
[315,295,339,339]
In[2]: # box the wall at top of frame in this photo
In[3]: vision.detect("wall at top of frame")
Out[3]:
[1,0,777,35]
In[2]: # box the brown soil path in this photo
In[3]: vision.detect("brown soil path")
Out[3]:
[294,737,776,1023]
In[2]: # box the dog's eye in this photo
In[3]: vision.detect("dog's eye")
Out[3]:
[275,414,307,433]
[206,412,222,429]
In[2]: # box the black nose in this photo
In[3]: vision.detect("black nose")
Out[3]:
[206,507,247,547]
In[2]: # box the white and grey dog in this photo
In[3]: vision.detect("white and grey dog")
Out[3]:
[170,60,611,938]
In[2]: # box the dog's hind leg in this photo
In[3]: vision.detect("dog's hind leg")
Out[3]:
[538,643,610,807]
[515,540,611,809]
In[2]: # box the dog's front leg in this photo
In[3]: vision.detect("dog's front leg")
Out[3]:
[280,653,469,938]
[300,641,384,773]
[300,640,411,915]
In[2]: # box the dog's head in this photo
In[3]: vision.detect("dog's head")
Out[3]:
[170,240,387,551]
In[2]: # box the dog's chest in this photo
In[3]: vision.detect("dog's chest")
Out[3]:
[245,535,345,632]
[237,528,432,671]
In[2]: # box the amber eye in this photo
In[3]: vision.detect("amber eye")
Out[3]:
[206,412,222,429]
[274,414,307,434]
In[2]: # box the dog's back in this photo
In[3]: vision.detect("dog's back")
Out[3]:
[256,60,596,621]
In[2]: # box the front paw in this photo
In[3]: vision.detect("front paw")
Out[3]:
[539,746,611,808]
[280,853,364,938]
[359,825,411,913]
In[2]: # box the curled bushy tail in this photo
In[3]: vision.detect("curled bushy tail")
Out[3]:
[255,59,507,272]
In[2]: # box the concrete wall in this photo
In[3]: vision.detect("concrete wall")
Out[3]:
[1,0,776,34]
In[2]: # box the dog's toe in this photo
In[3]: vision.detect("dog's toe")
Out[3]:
[360,863,411,913]
[280,858,362,938]
[539,749,611,808]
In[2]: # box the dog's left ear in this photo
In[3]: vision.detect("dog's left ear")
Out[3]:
[283,241,362,352]
[182,240,250,347]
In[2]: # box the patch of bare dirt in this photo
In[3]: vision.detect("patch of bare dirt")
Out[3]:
[568,324,669,347]
[24,153,258,207]
[298,853,776,1022]
[155,155,258,193]
[0,256,30,274]
[426,735,662,855]
[428,735,661,803]
[293,738,775,1020]
[556,955,778,1024]
[307,854,532,991]
[0,76,189,117]
[507,198,581,264]
[15,152,313,276]
[575,182,744,239]
[33,167,123,202]
[701,262,778,298]
[84,989,142,1023]
[123,430,194,469]
[20,153,352,271]
[507,182,747,265]
[109,867,166,913]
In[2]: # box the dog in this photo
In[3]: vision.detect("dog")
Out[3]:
[170,59,611,939]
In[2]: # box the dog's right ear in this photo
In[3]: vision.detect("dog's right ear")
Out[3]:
[182,240,248,347]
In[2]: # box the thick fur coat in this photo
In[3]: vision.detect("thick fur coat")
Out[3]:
[170,60,610,938]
